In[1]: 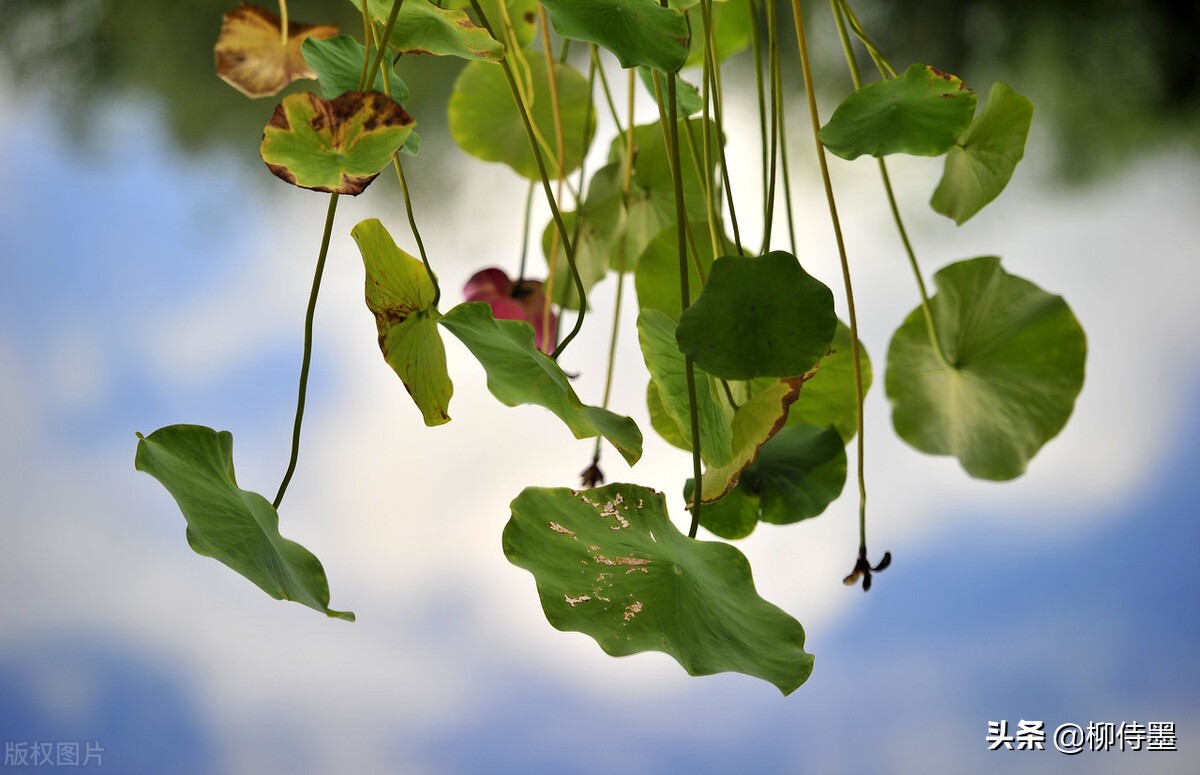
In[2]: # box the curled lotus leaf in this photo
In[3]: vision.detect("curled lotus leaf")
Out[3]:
[260,91,415,195]
[351,218,452,426]
[214,4,337,98]
[360,0,503,61]
[443,0,540,48]
[135,425,354,621]
[931,81,1034,225]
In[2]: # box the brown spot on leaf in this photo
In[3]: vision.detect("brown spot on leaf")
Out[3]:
[266,101,291,131]
[925,65,968,90]
[261,91,412,195]
[264,161,297,186]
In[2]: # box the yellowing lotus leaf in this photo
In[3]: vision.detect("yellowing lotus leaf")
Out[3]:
[215,4,338,98]
[261,91,415,195]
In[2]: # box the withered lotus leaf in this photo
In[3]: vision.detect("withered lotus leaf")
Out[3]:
[260,91,415,195]
[215,4,338,98]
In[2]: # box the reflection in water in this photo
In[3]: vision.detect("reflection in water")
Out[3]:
[1,0,1195,179]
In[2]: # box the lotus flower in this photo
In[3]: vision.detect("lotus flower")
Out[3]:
[463,268,558,353]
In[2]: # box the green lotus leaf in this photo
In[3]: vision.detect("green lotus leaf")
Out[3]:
[740,423,847,525]
[682,0,751,67]
[647,380,692,451]
[886,256,1087,480]
[351,218,451,426]
[931,81,1034,224]
[260,91,415,195]
[694,377,803,504]
[633,220,734,319]
[638,309,733,467]
[134,425,354,621]
[301,35,410,102]
[443,0,539,48]
[610,118,720,221]
[504,483,814,694]
[620,182,680,273]
[541,164,626,309]
[687,481,759,539]
[540,211,607,310]
[819,63,977,160]
[359,0,502,61]
[676,251,837,380]
[439,302,642,465]
[449,56,595,180]
[540,0,690,73]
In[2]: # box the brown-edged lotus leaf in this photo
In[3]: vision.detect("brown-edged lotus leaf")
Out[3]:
[260,91,415,195]
[214,4,338,99]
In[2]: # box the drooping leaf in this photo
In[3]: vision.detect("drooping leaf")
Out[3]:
[781,320,871,442]
[134,425,354,621]
[351,218,452,426]
[449,57,595,180]
[260,91,415,195]
[443,0,539,47]
[360,0,503,61]
[438,302,643,465]
[694,377,804,504]
[676,252,836,380]
[214,4,338,98]
[819,64,977,160]
[638,309,732,467]
[740,423,847,524]
[301,34,410,102]
[504,483,814,694]
[540,0,690,73]
[886,256,1087,480]
[931,81,1034,225]
[691,422,845,537]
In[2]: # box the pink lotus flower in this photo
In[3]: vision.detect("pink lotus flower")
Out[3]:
[463,268,558,354]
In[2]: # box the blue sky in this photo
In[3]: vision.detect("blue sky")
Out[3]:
[1,66,1199,774]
